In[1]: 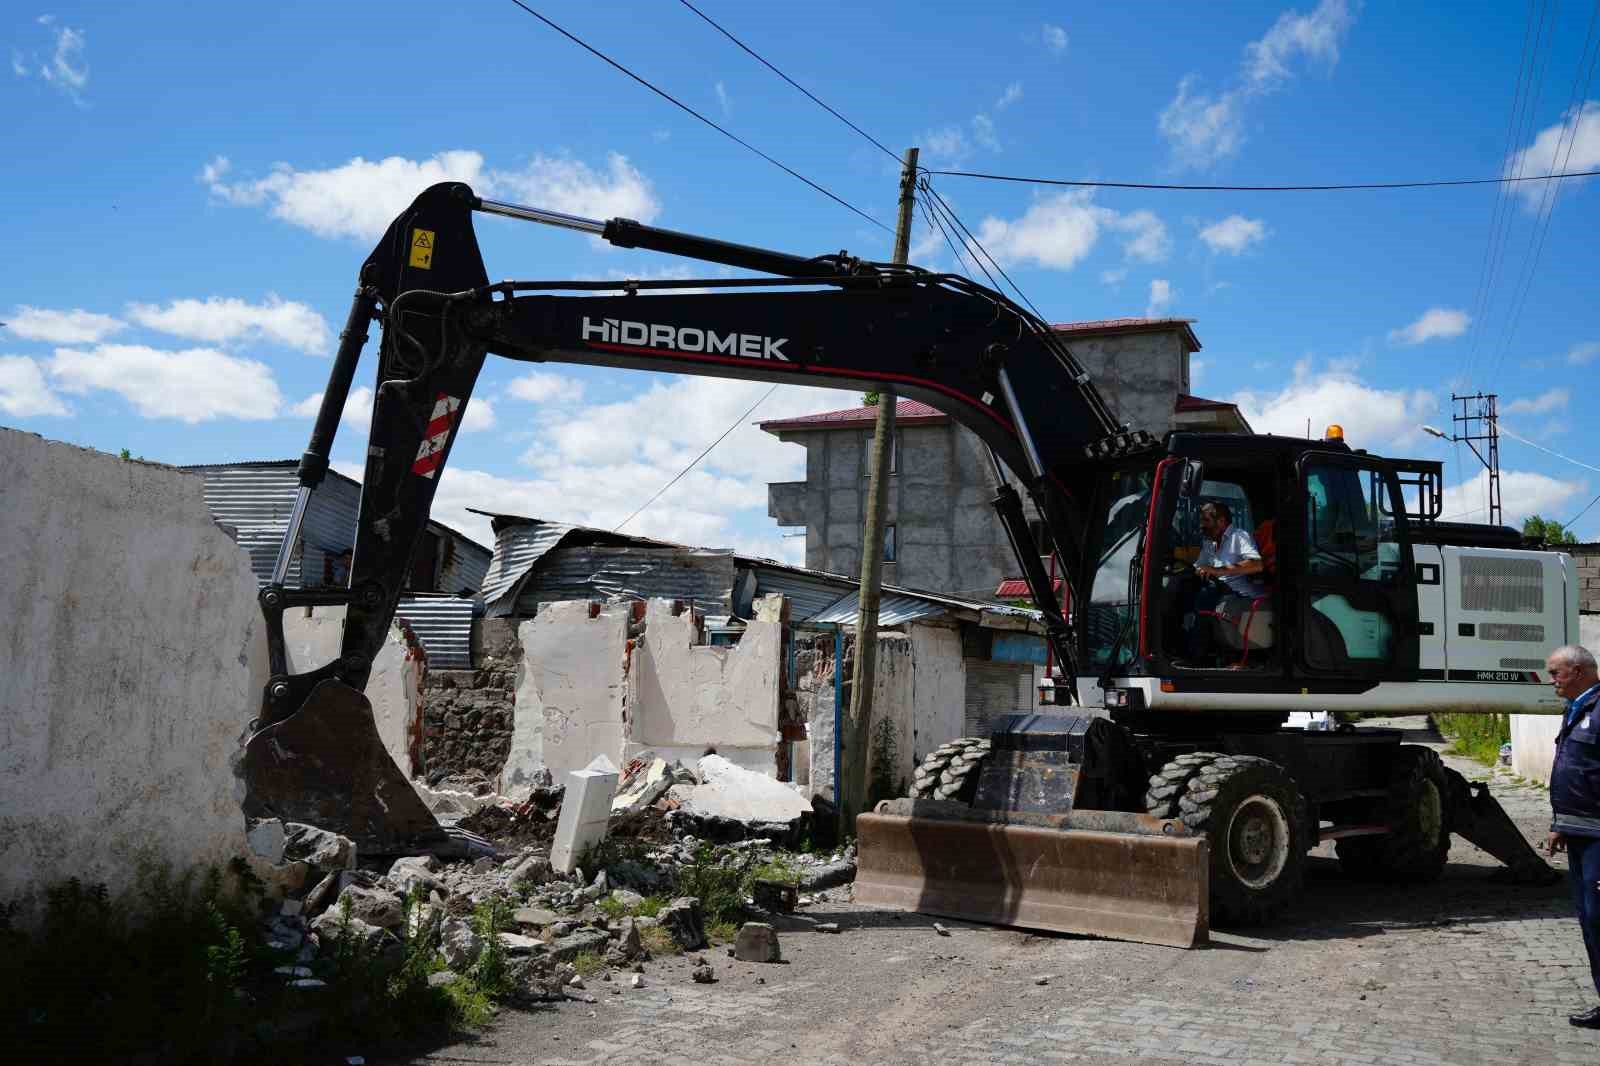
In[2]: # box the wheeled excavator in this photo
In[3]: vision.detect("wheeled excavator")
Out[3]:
[243,182,1562,949]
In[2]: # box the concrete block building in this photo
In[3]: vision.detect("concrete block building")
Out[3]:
[761,318,1250,599]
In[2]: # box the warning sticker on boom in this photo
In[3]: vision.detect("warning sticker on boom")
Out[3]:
[409,228,435,269]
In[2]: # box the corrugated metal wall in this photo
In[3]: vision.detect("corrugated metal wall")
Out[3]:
[481,522,575,612]
[195,463,357,586]
[514,546,737,617]
[396,594,477,670]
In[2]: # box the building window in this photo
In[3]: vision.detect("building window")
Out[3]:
[861,430,899,476]
[884,524,897,562]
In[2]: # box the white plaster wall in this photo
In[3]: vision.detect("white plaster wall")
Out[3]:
[869,633,918,795]
[502,602,628,795]
[1510,614,1600,784]
[282,606,424,779]
[629,598,781,766]
[0,430,268,910]
[808,674,837,803]
[908,623,966,760]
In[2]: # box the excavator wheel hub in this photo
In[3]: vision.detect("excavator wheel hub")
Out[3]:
[1225,793,1290,889]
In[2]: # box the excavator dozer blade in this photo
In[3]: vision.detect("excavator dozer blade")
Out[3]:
[241,678,455,858]
[854,802,1209,949]
[1443,767,1560,884]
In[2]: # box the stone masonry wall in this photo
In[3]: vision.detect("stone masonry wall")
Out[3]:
[1570,545,1600,612]
[419,617,520,782]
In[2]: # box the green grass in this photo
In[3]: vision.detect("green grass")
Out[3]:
[706,920,739,945]
[1433,712,1510,768]
[639,924,677,957]
[570,950,606,977]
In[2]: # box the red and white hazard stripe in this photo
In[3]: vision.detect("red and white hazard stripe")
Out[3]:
[411,393,461,479]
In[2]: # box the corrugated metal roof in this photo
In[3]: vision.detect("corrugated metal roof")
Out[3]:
[747,563,859,621]
[515,546,735,617]
[809,590,951,626]
[396,594,477,670]
[479,520,577,611]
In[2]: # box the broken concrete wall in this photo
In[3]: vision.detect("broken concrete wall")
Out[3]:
[0,429,267,911]
[421,618,520,781]
[282,606,424,778]
[502,602,630,796]
[908,623,966,757]
[627,597,783,775]
[867,633,917,802]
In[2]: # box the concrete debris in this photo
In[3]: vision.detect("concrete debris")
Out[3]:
[610,887,645,910]
[471,856,498,875]
[659,896,708,952]
[388,855,445,897]
[290,978,329,990]
[630,973,645,989]
[934,923,951,937]
[608,917,645,965]
[282,823,357,871]
[751,879,798,914]
[691,962,717,984]
[440,918,483,971]
[514,906,561,928]
[246,818,288,863]
[815,923,841,934]
[611,754,698,813]
[498,932,544,955]
[550,756,620,874]
[733,922,782,963]
[427,970,460,989]
[550,928,610,962]
[567,973,586,989]
[680,755,812,828]
[336,884,406,929]
[796,856,857,892]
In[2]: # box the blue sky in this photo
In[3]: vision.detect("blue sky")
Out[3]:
[5,1,1599,559]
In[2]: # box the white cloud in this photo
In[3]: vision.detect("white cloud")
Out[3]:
[1388,308,1469,346]
[463,398,495,431]
[1042,24,1068,54]
[1146,279,1173,317]
[6,305,124,344]
[291,385,375,430]
[1159,0,1354,168]
[1569,341,1600,365]
[1231,359,1434,448]
[1442,468,1585,526]
[714,81,731,116]
[508,370,585,405]
[290,392,323,417]
[972,114,1001,153]
[1100,267,1128,286]
[968,190,1168,271]
[0,355,69,416]
[1158,79,1247,169]
[14,19,88,102]
[1242,0,1354,88]
[1503,388,1569,416]
[1198,214,1268,254]
[391,377,853,561]
[1190,357,1207,386]
[202,150,661,241]
[49,344,283,422]
[125,295,330,354]
[923,125,970,163]
[996,82,1023,110]
[1506,101,1600,206]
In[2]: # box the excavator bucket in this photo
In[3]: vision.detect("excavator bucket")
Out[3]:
[1443,766,1560,884]
[240,679,457,857]
[855,800,1209,948]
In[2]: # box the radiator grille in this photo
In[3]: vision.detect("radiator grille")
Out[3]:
[1479,622,1546,642]
[1499,657,1546,670]
[1458,555,1543,613]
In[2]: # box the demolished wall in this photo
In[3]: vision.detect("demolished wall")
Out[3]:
[421,618,521,781]
[502,602,631,795]
[0,429,267,910]
[282,606,425,778]
[627,596,784,774]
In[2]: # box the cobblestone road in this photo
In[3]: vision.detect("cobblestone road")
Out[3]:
[394,726,1598,1066]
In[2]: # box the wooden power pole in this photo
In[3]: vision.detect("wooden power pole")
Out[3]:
[841,146,918,837]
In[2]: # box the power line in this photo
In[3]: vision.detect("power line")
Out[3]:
[1565,491,1600,529]
[505,0,890,233]
[1500,423,1600,475]
[921,177,1048,323]
[614,384,778,532]
[923,167,1600,192]
[675,0,903,166]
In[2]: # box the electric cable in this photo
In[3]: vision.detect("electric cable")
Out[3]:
[675,0,903,166]
[1500,423,1600,475]
[1487,0,1600,391]
[505,0,890,233]
[923,167,1600,191]
[1564,490,1600,529]
[614,384,779,531]
[1461,0,1542,388]
[921,177,1048,324]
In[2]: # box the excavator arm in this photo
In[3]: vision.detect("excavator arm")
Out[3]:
[243,181,1142,855]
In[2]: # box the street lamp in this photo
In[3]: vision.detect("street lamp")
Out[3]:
[1421,424,1448,440]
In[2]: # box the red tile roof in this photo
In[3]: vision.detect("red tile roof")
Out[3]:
[995,577,1062,599]
[758,397,949,432]
[1050,317,1201,351]
[1175,393,1235,412]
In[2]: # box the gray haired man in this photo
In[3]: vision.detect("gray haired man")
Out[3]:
[1545,643,1600,1028]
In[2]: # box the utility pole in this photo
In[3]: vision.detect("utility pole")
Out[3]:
[1425,393,1502,526]
[840,146,917,838]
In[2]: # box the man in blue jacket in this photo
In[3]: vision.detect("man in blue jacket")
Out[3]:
[1545,643,1600,1028]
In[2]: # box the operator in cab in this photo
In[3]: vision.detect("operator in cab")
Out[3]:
[1546,643,1600,1029]
[1182,501,1267,665]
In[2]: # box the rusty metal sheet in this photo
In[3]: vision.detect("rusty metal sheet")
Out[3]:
[853,811,1209,949]
[240,679,451,856]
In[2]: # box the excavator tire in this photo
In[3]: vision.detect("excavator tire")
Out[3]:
[1148,753,1309,927]
[909,737,991,803]
[1336,744,1452,882]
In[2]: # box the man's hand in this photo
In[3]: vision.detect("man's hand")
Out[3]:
[1548,831,1567,854]
[1196,565,1219,579]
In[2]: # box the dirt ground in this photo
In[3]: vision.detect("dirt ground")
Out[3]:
[381,722,1596,1066]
